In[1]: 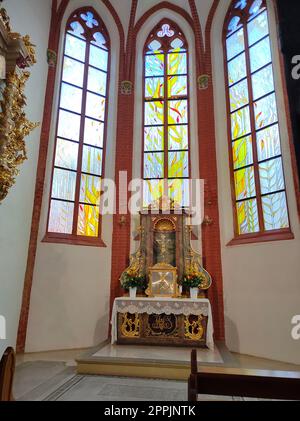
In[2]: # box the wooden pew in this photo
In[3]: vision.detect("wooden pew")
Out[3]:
[188,349,300,401]
[0,347,16,401]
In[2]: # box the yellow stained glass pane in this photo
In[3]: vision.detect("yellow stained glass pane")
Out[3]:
[77,205,99,237]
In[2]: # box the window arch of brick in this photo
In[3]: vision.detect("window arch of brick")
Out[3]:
[224,0,293,243]
[142,19,191,209]
[45,7,110,247]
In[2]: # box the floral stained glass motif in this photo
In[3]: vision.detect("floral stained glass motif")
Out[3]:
[48,8,109,239]
[225,0,289,235]
[143,21,190,207]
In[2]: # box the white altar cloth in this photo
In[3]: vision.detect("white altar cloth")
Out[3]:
[111,297,214,350]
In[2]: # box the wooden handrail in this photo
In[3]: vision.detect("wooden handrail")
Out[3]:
[0,347,16,402]
[188,349,300,401]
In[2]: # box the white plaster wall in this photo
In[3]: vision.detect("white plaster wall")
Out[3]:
[0,0,51,357]
[135,0,191,24]
[25,0,119,352]
[212,0,300,364]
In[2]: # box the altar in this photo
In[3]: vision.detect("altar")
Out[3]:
[111,297,214,349]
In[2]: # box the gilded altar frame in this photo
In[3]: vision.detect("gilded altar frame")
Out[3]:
[147,263,178,298]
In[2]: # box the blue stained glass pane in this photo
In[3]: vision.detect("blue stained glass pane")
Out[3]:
[259,157,285,195]
[60,83,82,113]
[228,53,246,86]
[145,54,164,76]
[65,34,86,61]
[254,93,278,130]
[68,21,85,39]
[250,37,272,73]
[89,45,108,71]
[226,28,245,60]
[252,64,274,100]
[262,192,289,231]
[80,11,99,29]
[256,124,281,162]
[229,79,249,112]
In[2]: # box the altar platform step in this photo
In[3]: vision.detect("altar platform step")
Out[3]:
[76,342,235,381]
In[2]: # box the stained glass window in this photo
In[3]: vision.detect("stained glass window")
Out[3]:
[143,21,190,207]
[47,8,109,240]
[224,0,290,235]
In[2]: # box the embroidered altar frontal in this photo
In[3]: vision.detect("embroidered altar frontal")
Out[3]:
[111,298,214,349]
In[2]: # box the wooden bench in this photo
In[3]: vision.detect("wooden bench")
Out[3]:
[0,347,16,402]
[188,349,300,401]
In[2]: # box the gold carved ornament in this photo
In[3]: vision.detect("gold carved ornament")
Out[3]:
[184,315,204,341]
[120,313,140,338]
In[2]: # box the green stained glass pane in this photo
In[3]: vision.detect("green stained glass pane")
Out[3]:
[250,37,271,73]
[259,157,285,195]
[252,64,274,100]
[236,199,259,234]
[254,93,277,130]
[145,77,164,99]
[88,67,107,96]
[80,174,101,205]
[144,126,164,152]
[55,138,78,170]
[145,101,164,125]
[145,54,164,76]
[256,124,281,162]
[60,83,82,113]
[169,125,188,150]
[168,75,187,97]
[262,192,289,231]
[228,53,246,86]
[77,204,99,237]
[82,145,103,176]
[232,135,253,170]
[248,10,269,46]
[168,100,188,124]
[48,200,74,234]
[143,179,164,207]
[52,168,76,201]
[86,92,106,121]
[234,166,256,200]
[89,44,108,71]
[168,151,189,178]
[144,152,164,179]
[229,79,249,112]
[231,106,251,140]
[84,118,104,148]
[168,179,190,208]
[226,28,245,60]
[168,53,187,75]
[62,57,84,87]
[57,110,81,141]
[65,34,86,62]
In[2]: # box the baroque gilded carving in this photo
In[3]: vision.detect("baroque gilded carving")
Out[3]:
[0,7,39,202]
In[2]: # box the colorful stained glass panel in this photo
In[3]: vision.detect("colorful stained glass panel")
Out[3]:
[231,106,251,140]
[145,77,164,99]
[82,145,103,176]
[86,92,106,121]
[236,199,259,234]
[168,100,188,124]
[247,10,268,46]
[144,152,164,179]
[249,37,271,73]
[80,174,101,205]
[143,179,164,207]
[55,138,78,170]
[52,168,76,201]
[88,67,107,96]
[226,28,245,60]
[89,44,108,71]
[145,101,164,126]
[252,64,274,100]
[144,126,164,151]
[168,53,187,75]
[65,34,86,61]
[232,135,253,170]
[48,200,74,234]
[228,53,246,86]
[256,124,281,162]
[229,79,249,111]
[145,54,164,76]
[84,118,104,147]
[169,125,188,150]
[254,93,277,130]
[259,157,285,195]
[168,179,190,208]
[57,110,81,141]
[77,204,99,237]
[234,166,256,200]
[168,76,187,97]
[262,192,289,231]
[168,151,189,178]
[62,57,84,87]
[60,83,82,113]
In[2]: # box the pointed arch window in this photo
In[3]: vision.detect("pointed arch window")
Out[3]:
[46,8,110,246]
[224,0,291,239]
[143,21,190,208]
